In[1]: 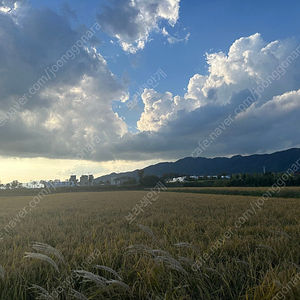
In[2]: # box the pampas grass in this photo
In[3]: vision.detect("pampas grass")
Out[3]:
[24,252,60,273]
[269,229,291,239]
[72,270,108,288]
[174,242,200,254]
[74,270,131,293]
[94,265,122,281]
[29,284,53,300]
[30,241,65,263]
[26,241,132,299]
[152,255,188,276]
[69,289,88,300]
[0,264,5,280]
[137,224,158,242]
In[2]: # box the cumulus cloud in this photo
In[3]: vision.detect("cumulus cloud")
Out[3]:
[97,0,181,53]
[0,4,128,160]
[133,33,300,158]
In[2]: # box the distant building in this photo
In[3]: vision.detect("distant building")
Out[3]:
[111,177,117,185]
[167,176,186,183]
[41,174,94,189]
[44,180,71,188]
[80,175,89,186]
[69,175,77,186]
[89,175,94,186]
[80,174,94,186]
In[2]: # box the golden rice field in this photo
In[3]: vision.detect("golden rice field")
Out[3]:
[0,190,300,299]
[166,186,300,199]
[167,186,300,192]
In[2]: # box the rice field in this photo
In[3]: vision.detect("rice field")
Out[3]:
[0,190,300,299]
[166,186,300,192]
[165,186,300,199]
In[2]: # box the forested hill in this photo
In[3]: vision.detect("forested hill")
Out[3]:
[95,148,300,182]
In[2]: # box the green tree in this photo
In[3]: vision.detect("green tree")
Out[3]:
[123,177,137,185]
[11,180,19,189]
[142,175,160,187]
[138,169,145,185]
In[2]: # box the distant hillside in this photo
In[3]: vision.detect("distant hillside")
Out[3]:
[94,148,300,183]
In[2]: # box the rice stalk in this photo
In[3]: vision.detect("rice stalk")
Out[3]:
[233,258,250,266]
[124,244,154,256]
[203,267,223,277]
[256,244,278,256]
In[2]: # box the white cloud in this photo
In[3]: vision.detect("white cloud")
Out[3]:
[137,89,201,131]
[134,33,300,158]
[162,26,190,45]
[138,33,300,131]
[0,4,129,160]
[97,0,181,53]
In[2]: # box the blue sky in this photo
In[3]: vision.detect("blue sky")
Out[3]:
[0,0,300,182]
[29,0,300,131]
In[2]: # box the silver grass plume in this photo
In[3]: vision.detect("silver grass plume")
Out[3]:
[137,224,158,242]
[69,289,88,300]
[30,242,65,263]
[73,270,108,288]
[153,255,188,276]
[174,242,200,254]
[29,284,53,300]
[0,263,5,280]
[94,265,122,281]
[24,252,60,273]
[107,280,131,292]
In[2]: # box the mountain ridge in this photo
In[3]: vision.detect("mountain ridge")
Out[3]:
[94,148,300,183]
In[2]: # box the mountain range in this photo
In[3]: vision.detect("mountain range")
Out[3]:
[94,148,300,183]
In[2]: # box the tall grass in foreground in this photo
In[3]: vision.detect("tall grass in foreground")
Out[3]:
[0,191,300,299]
[24,242,131,299]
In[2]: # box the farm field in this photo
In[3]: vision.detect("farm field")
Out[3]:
[165,186,300,198]
[166,186,300,192]
[0,190,300,299]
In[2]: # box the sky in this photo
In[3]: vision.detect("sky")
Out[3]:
[0,0,300,183]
